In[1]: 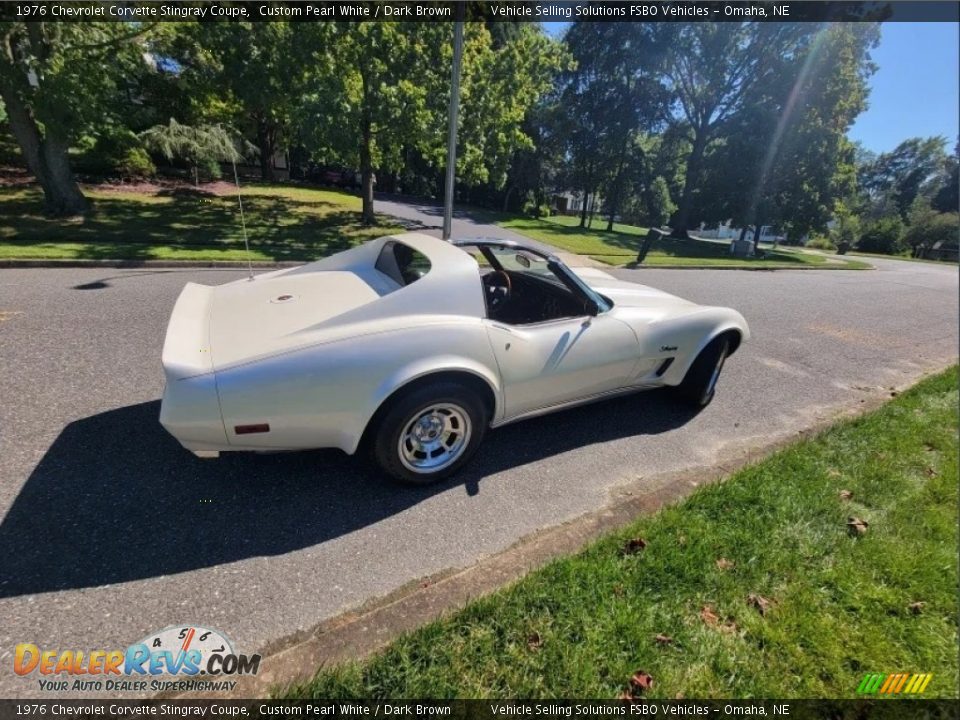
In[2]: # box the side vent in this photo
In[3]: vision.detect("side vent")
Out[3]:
[235,423,271,435]
[655,358,675,377]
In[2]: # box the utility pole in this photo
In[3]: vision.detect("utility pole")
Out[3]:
[442,7,464,241]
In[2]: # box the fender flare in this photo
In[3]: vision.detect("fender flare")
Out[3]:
[350,357,503,454]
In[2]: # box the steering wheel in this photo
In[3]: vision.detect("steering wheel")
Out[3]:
[483,270,512,310]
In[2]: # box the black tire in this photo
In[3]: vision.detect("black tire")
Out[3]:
[675,336,730,408]
[371,381,487,485]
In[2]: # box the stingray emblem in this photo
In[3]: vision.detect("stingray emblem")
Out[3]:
[661,345,678,352]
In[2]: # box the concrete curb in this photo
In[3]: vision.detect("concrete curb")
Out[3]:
[0,259,303,269]
[620,262,874,271]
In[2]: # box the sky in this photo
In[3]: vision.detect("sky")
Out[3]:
[543,21,960,155]
[849,22,959,153]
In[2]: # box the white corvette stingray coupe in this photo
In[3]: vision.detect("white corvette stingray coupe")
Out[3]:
[160,233,748,484]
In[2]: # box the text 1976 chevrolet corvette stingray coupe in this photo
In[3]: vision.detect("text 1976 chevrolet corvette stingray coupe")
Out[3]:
[160,233,748,484]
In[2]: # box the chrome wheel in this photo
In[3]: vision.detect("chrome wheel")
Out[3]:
[398,403,473,474]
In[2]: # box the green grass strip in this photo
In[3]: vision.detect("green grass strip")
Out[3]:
[284,368,959,699]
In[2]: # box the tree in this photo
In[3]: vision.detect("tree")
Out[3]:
[166,22,313,182]
[697,23,879,247]
[302,22,565,224]
[662,23,840,238]
[139,119,249,186]
[555,23,672,230]
[931,140,959,213]
[0,22,157,215]
[859,136,948,220]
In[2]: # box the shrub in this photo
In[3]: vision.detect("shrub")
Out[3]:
[805,235,836,251]
[646,176,676,228]
[905,211,959,254]
[857,216,906,255]
[80,129,156,178]
[522,193,551,218]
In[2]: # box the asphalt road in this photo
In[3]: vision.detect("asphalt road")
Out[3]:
[0,251,956,698]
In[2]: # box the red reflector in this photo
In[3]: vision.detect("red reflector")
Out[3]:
[235,423,270,435]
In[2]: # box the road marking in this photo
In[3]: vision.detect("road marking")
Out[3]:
[0,310,23,323]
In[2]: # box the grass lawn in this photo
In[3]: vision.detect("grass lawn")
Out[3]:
[284,367,958,699]
[500,214,871,269]
[0,183,402,262]
[846,250,959,266]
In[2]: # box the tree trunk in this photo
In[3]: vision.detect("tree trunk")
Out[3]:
[752,221,763,254]
[502,184,516,213]
[579,189,589,228]
[0,83,87,216]
[671,129,709,239]
[606,130,632,232]
[257,122,276,183]
[360,120,375,226]
[358,66,376,225]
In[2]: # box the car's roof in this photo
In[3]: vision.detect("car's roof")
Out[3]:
[452,237,560,262]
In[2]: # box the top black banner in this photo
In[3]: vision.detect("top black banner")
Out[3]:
[2,1,959,23]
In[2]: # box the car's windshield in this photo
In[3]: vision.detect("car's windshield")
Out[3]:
[461,242,612,314]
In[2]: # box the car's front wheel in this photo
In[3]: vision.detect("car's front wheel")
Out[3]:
[675,335,730,408]
[372,381,487,485]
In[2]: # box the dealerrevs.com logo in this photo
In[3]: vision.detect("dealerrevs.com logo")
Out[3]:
[14,625,261,693]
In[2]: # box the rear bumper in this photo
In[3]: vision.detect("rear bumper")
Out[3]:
[159,374,229,452]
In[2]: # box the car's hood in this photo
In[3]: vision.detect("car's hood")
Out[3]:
[573,267,695,312]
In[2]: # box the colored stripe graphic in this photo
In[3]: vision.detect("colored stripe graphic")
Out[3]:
[857,673,886,693]
[858,672,932,694]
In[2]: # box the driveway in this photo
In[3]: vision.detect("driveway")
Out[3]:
[0,242,956,697]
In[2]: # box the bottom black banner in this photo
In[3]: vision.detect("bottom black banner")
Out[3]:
[0,700,957,720]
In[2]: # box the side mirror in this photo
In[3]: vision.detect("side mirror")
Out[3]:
[585,298,600,317]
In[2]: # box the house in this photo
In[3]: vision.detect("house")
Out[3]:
[698,221,785,243]
[551,190,603,217]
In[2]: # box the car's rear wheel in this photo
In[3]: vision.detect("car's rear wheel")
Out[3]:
[675,335,730,408]
[372,381,487,485]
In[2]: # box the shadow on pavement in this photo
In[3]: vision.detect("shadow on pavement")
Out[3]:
[0,392,697,598]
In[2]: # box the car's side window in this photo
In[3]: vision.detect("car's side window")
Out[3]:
[375,241,431,287]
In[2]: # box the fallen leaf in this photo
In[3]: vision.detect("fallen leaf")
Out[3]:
[701,605,738,633]
[847,517,869,536]
[617,691,634,701]
[839,490,853,501]
[526,631,543,650]
[612,583,625,597]
[718,620,738,634]
[925,467,937,477]
[828,468,842,477]
[923,443,936,452]
[621,537,647,556]
[674,693,685,700]
[716,558,735,571]
[654,633,673,645]
[908,601,926,615]
[747,593,773,616]
[890,391,899,397]
[700,605,720,626]
[630,670,654,693]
